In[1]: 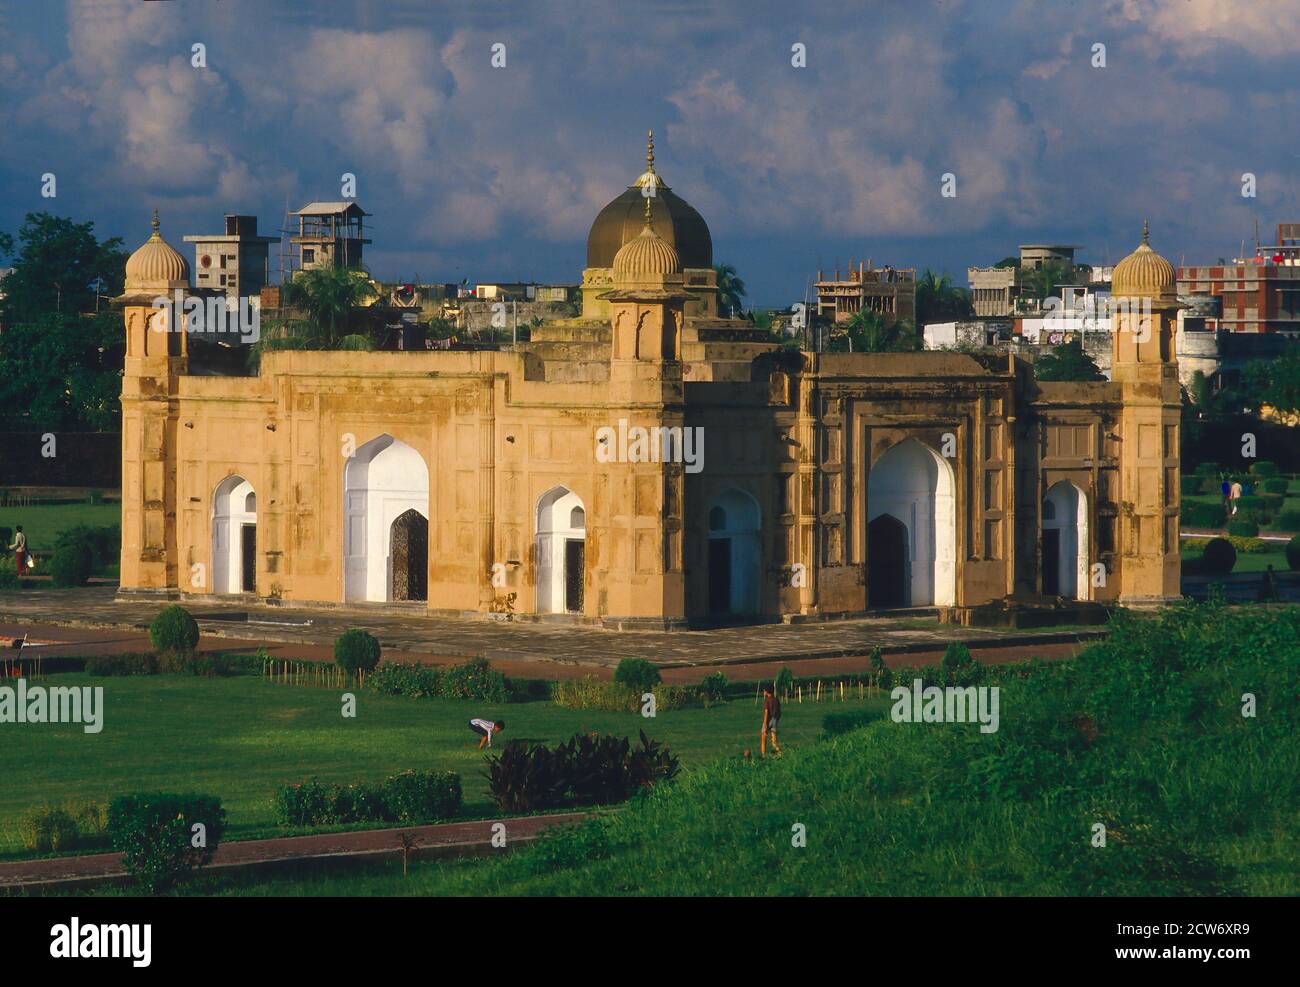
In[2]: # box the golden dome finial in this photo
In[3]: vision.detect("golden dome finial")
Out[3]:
[1142,218,1149,245]
[647,130,655,173]
[151,208,160,237]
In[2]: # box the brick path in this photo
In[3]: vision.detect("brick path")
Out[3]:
[0,812,589,890]
[0,585,1106,673]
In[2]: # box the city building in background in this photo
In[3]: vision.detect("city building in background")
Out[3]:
[290,201,371,274]
[183,215,277,297]
[814,259,915,325]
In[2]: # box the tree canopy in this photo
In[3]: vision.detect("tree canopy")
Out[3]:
[714,263,746,318]
[0,212,126,322]
[914,268,973,325]
[825,310,922,353]
[1034,338,1105,382]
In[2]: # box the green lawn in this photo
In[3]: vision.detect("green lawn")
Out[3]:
[0,673,887,856]
[0,502,120,552]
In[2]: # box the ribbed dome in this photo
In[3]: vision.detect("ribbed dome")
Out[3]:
[125,211,190,291]
[1112,222,1175,300]
[613,223,681,278]
[586,131,712,270]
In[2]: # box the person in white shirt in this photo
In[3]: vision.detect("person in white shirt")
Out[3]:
[469,717,505,749]
[7,526,26,577]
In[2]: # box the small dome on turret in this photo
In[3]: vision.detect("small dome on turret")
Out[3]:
[125,210,190,291]
[1112,221,1175,301]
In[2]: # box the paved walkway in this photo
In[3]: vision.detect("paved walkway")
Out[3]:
[0,812,589,890]
[0,585,1107,671]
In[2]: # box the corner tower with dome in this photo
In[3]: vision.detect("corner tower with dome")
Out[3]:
[114,157,1181,624]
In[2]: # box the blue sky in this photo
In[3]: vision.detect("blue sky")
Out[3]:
[0,0,1297,306]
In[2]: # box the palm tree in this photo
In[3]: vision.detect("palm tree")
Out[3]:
[714,263,747,318]
[827,310,922,353]
[915,268,973,325]
[279,266,378,346]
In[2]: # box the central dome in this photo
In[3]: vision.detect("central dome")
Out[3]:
[1112,221,1175,301]
[586,131,712,270]
[125,210,190,291]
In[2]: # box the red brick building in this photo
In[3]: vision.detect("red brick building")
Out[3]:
[1177,224,1300,335]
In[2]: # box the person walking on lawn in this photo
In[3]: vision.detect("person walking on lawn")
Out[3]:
[469,716,504,749]
[760,683,782,758]
[7,526,26,577]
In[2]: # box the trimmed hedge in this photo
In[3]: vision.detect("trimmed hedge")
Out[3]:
[1275,510,1300,533]
[1193,462,1220,476]
[1227,519,1260,538]
[366,656,512,702]
[272,769,462,826]
[613,658,662,694]
[1181,502,1225,528]
[1263,477,1289,495]
[86,653,160,676]
[1179,476,1203,497]
[1200,537,1237,575]
[107,793,226,892]
[1248,461,1279,478]
[49,543,93,587]
[150,605,199,656]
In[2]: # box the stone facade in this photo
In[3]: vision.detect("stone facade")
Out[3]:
[117,188,1181,627]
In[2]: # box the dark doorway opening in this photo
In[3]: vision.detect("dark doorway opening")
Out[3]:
[240,524,256,594]
[564,539,584,613]
[708,538,732,614]
[867,514,908,609]
[1042,528,1061,597]
[390,509,428,602]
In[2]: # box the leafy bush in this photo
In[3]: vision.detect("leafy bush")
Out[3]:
[107,793,226,893]
[550,677,691,712]
[1248,460,1279,478]
[613,658,661,694]
[698,671,729,706]
[17,805,79,853]
[179,653,236,677]
[367,661,442,699]
[485,730,678,812]
[869,646,894,690]
[272,771,462,826]
[1263,477,1289,495]
[334,628,381,675]
[86,653,160,676]
[1179,475,1202,497]
[382,770,462,823]
[1275,510,1300,533]
[1288,536,1300,572]
[1192,462,1220,476]
[0,566,23,590]
[439,656,509,702]
[1180,501,1225,529]
[1200,537,1236,575]
[149,605,199,657]
[54,524,119,569]
[49,542,93,587]
[774,666,795,697]
[940,641,984,687]
[1227,519,1259,538]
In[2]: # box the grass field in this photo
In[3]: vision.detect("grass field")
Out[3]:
[0,673,887,856]
[134,600,1299,898]
[0,502,120,552]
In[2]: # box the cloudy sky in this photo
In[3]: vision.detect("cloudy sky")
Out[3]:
[0,0,1296,306]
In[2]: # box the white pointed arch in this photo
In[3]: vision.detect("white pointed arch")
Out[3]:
[212,474,256,594]
[343,435,430,602]
[1043,480,1089,600]
[536,485,586,614]
[867,438,956,607]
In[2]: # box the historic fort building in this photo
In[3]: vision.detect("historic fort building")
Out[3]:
[117,138,1181,628]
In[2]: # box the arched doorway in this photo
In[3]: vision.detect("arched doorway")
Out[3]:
[343,435,430,602]
[1043,481,1088,599]
[212,475,256,594]
[867,438,956,607]
[536,487,585,614]
[867,514,908,608]
[706,489,761,617]
[389,508,428,602]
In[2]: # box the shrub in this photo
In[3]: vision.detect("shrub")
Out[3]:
[54,524,120,569]
[550,678,691,712]
[1248,460,1279,478]
[17,805,79,853]
[440,656,509,702]
[1225,536,1267,555]
[822,710,879,738]
[1179,475,1202,498]
[271,779,336,826]
[1227,519,1259,538]
[180,653,236,677]
[86,653,160,676]
[107,793,226,893]
[334,628,381,675]
[613,658,661,695]
[1193,462,1220,476]
[382,769,462,823]
[869,646,893,690]
[940,641,984,687]
[485,731,677,812]
[367,661,442,699]
[1287,536,1300,572]
[0,566,22,590]
[1180,502,1225,529]
[49,543,93,587]
[1200,537,1236,575]
[149,605,199,657]
[774,666,795,698]
[698,671,729,705]
[1275,509,1300,533]
[1263,477,1289,495]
